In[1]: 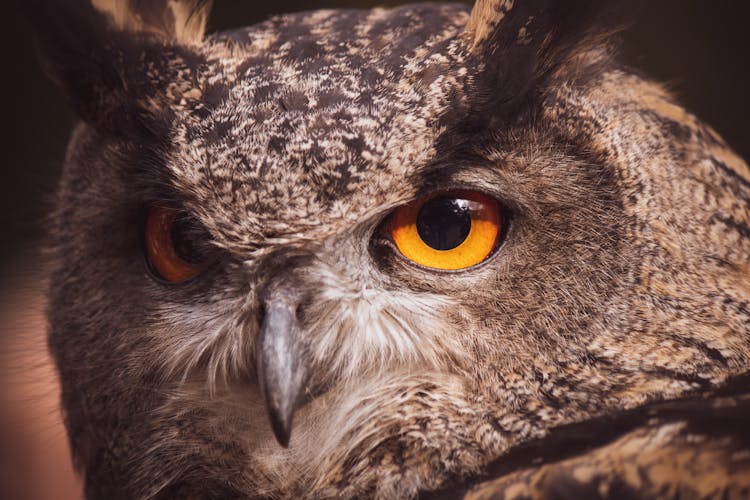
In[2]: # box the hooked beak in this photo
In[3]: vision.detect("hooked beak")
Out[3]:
[255,288,309,447]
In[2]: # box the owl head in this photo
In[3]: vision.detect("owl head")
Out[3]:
[30,0,750,497]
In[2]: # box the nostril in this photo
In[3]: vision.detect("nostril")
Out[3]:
[257,300,300,326]
[260,278,310,326]
[257,303,267,327]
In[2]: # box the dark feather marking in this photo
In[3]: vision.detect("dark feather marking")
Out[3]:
[712,213,750,240]
[420,373,750,499]
[710,157,750,189]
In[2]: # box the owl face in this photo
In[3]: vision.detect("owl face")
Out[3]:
[34,0,750,497]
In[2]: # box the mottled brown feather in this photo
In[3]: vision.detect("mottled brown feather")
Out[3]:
[24,0,750,497]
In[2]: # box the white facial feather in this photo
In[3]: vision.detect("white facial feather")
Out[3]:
[307,267,464,381]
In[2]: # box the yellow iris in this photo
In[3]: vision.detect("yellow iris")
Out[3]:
[389,191,502,270]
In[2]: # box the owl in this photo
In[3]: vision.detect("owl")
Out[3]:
[27,0,750,498]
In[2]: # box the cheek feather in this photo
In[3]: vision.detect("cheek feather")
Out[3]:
[154,297,256,394]
[304,264,469,383]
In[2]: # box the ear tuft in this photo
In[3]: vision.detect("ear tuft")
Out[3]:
[464,0,629,56]
[91,0,212,45]
[24,0,214,131]
[459,0,631,122]
[465,0,515,50]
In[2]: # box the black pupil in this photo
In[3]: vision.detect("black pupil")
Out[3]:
[170,215,208,264]
[416,197,472,250]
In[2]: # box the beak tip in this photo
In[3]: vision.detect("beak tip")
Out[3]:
[267,403,293,448]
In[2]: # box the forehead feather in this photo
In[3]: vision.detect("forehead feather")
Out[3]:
[168,4,471,250]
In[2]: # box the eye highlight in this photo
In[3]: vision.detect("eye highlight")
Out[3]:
[145,204,209,283]
[388,191,503,270]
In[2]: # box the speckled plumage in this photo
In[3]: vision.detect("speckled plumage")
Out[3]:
[27,0,750,498]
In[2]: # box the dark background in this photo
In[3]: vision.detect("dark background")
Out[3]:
[2,1,750,278]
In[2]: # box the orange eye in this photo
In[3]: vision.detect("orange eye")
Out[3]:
[145,204,209,283]
[388,191,503,270]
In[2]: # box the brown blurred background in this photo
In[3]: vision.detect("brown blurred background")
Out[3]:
[1,1,748,499]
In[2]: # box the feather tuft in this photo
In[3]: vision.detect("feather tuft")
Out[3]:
[90,0,212,44]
